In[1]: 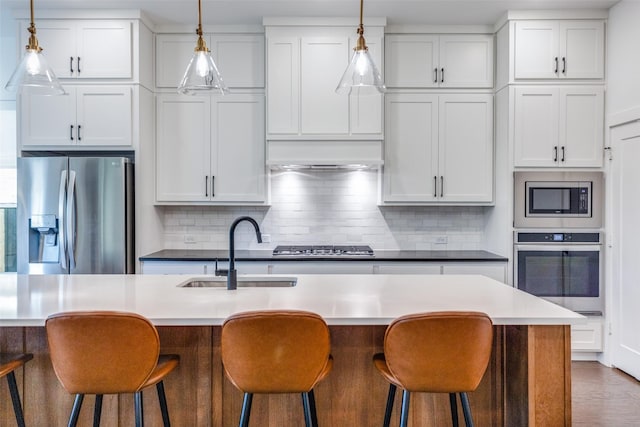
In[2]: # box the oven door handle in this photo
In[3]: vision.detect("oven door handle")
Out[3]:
[515,244,602,252]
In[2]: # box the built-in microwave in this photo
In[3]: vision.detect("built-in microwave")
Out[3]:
[514,172,603,228]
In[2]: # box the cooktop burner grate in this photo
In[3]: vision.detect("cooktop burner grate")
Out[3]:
[272,245,374,256]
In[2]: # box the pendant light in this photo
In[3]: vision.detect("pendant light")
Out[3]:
[4,0,65,95]
[336,0,385,95]
[177,0,229,95]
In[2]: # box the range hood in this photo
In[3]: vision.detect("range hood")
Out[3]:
[266,140,383,169]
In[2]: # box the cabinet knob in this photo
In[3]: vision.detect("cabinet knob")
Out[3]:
[561,146,565,162]
[70,125,74,141]
[562,57,566,75]
[77,57,81,74]
[554,57,559,74]
[433,176,437,198]
[434,68,438,83]
[441,68,444,83]
[70,57,74,74]
[77,125,81,141]
[553,146,558,162]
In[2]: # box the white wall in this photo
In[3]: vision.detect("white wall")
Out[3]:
[606,0,640,122]
[161,170,487,251]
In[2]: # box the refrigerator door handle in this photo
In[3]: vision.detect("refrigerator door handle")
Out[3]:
[58,171,68,271]
[66,170,77,270]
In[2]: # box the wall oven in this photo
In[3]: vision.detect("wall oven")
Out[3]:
[514,171,603,228]
[514,231,603,315]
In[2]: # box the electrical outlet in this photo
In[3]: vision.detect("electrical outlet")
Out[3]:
[184,235,197,243]
[434,236,448,244]
[261,234,271,243]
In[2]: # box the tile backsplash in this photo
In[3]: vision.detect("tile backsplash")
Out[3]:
[162,170,486,250]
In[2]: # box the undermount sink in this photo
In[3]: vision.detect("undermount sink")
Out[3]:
[178,276,297,288]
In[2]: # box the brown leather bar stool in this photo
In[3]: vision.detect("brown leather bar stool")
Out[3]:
[45,311,180,427]
[221,310,333,427]
[0,353,33,427]
[373,311,493,427]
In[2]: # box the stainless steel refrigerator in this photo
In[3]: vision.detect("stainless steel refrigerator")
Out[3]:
[17,156,134,274]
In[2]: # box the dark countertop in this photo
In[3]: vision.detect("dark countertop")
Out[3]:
[140,249,508,262]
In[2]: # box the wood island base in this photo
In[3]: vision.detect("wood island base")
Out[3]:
[0,324,570,426]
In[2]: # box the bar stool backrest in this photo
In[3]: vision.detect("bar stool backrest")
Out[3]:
[46,311,161,394]
[221,310,331,393]
[384,311,493,393]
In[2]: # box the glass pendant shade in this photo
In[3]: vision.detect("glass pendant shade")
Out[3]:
[336,47,385,95]
[5,49,65,95]
[178,50,229,95]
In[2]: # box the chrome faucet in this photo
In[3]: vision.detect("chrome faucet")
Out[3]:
[217,216,262,290]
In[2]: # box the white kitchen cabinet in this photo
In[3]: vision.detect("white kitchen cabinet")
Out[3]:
[155,33,264,88]
[441,263,507,282]
[374,262,506,282]
[20,85,132,148]
[571,317,603,352]
[385,34,494,88]
[140,260,268,275]
[383,93,493,204]
[21,20,132,79]
[155,93,266,204]
[514,86,604,167]
[513,20,604,80]
[265,28,383,139]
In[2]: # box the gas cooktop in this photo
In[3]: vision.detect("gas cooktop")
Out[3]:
[272,245,374,256]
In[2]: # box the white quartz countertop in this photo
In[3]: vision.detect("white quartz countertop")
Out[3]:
[0,274,585,327]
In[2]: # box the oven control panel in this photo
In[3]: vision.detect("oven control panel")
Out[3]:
[516,232,601,243]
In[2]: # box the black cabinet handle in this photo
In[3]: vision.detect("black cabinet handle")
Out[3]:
[212,176,215,197]
[70,125,74,141]
[77,125,81,141]
[554,57,558,74]
[553,146,558,162]
[440,176,444,197]
[561,146,565,162]
[434,68,438,83]
[440,68,444,83]
[77,57,81,74]
[205,176,208,197]
[562,57,566,74]
[433,176,437,198]
[70,57,74,74]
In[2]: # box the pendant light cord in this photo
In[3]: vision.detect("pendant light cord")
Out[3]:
[197,0,203,36]
[27,0,40,51]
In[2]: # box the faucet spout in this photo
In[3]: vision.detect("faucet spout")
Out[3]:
[228,216,262,290]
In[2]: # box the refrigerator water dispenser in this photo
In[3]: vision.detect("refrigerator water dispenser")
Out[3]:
[29,214,59,263]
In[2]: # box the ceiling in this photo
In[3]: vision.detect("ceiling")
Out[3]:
[0,0,620,26]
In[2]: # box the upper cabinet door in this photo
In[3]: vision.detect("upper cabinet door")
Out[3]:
[155,94,211,202]
[22,21,76,78]
[155,34,208,88]
[559,86,604,167]
[438,94,493,203]
[266,36,300,135]
[383,93,439,202]
[385,34,439,88]
[211,94,265,202]
[514,87,560,167]
[514,20,605,80]
[77,21,132,78]
[438,35,494,88]
[211,34,265,88]
[300,37,350,134]
[514,21,559,80]
[560,21,605,79]
[350,35,383,135]
[75,86,132,146]
[20,87,76,146]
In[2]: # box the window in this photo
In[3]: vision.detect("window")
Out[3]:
[0,101,17,272]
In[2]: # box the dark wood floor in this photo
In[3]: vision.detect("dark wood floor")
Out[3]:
[573,361,640,426]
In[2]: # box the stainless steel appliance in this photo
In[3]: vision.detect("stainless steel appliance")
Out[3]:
[17,156,134,274]
[514,231,602,314]
[273,245,374,256]
[514,171,603,228]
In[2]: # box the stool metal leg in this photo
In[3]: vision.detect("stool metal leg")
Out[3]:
[134,391,144,427]
[399,390,410,427]
[308,389,319,427]
[157,381,171,427]
[239,392,253,427]
[69,394,84,427]
[93,394,103,427]
[383,384,396,427]
[449,393,459,427]
[301,392,313,427]
[6,371,26,427]
[460,392,474,427]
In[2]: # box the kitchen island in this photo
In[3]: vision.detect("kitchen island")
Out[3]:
[0,273,582,426]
